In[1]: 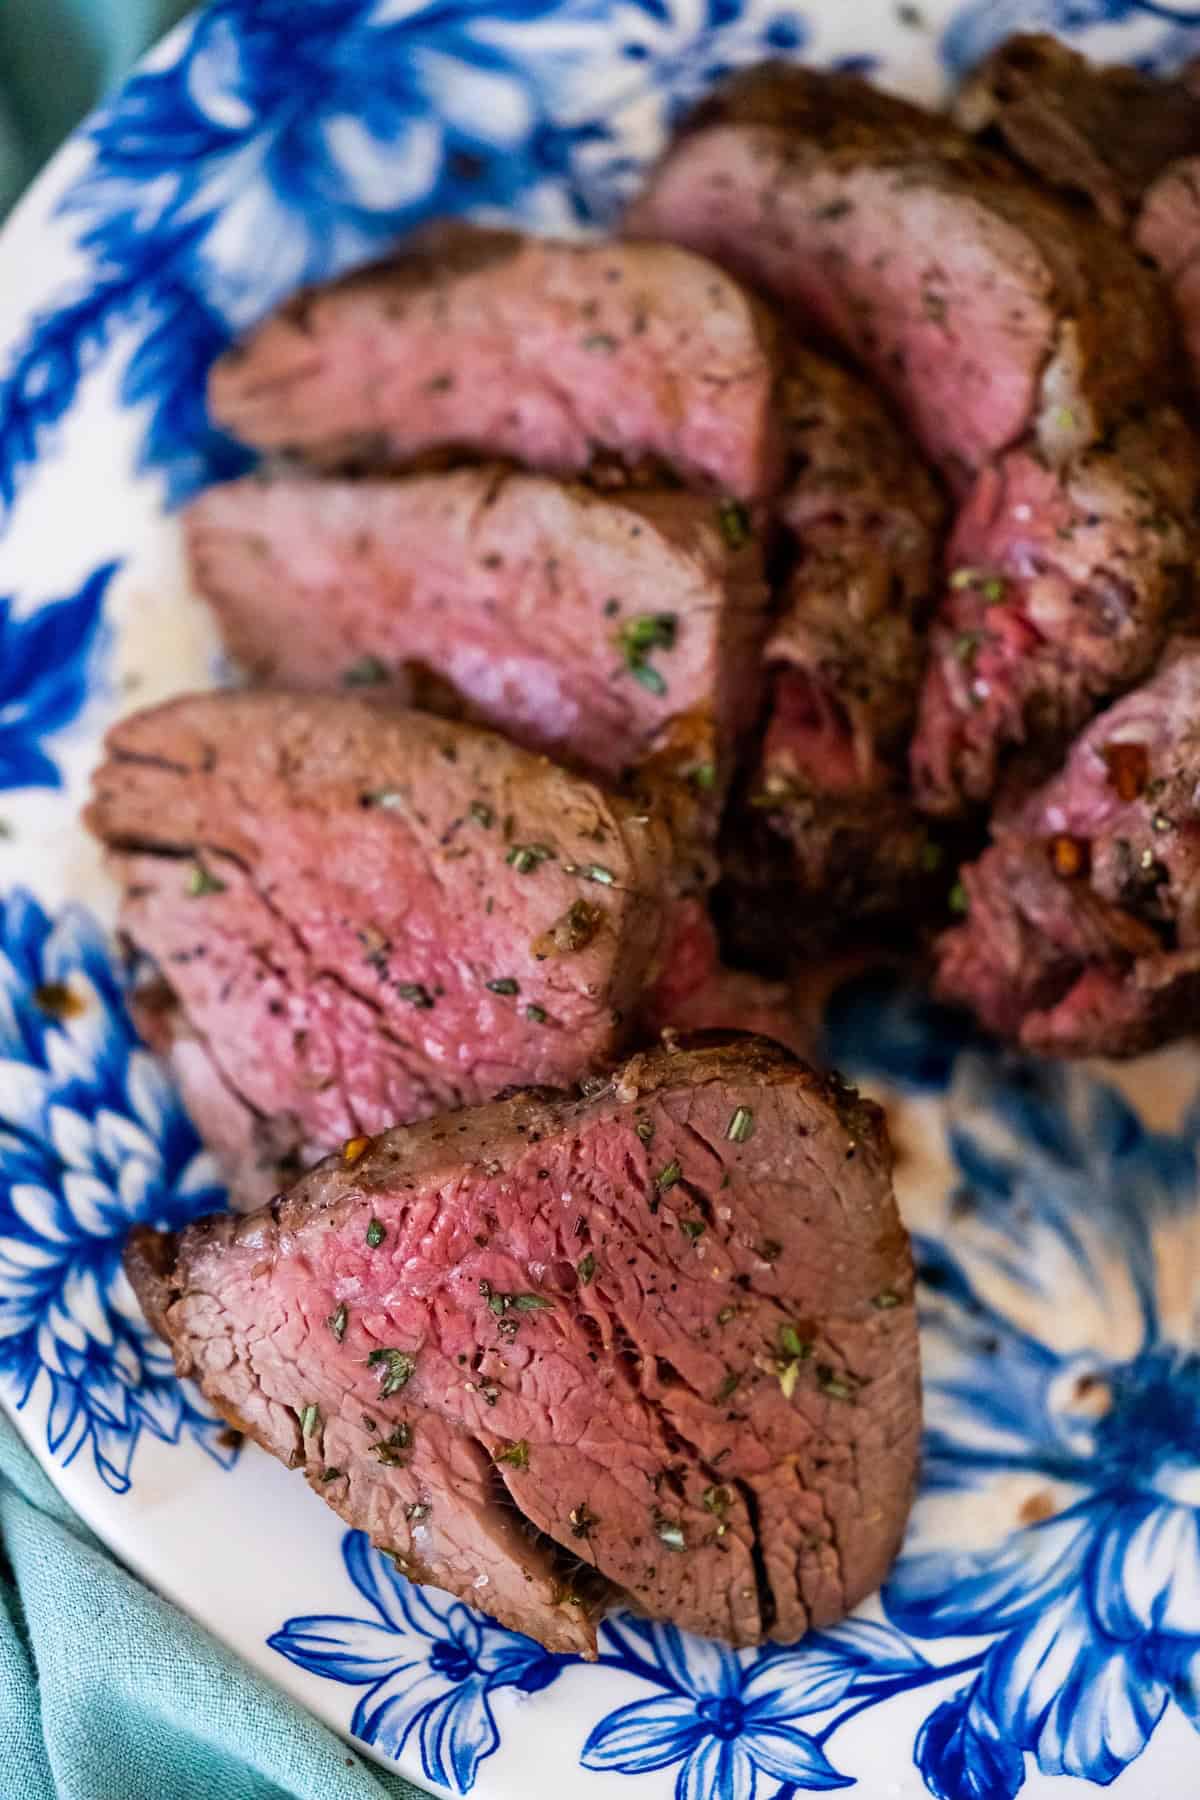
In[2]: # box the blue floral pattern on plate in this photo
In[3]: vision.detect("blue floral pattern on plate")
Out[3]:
[269,1531,563,1791]
[0,889,234,1491]
[271,978,1200,1795]
[0,564,112,792]
[4,0,1200,1795]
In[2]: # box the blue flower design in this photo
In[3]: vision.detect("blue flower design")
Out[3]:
[882,1049,1200,1795]
[269,1530,563,1791]
[0,563,114,791]
[0,889,233,1491]
[0,0,619,521]
[582,1616,858,1796]
[941,0,1200,81]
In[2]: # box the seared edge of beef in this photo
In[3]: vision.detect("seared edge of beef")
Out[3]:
[912,407,1200,817]
[626,61,1172,478]
[936,638,1200,1055]
[207,226,787,502]
[86,691,676,1198]
[126,1036,920,1649]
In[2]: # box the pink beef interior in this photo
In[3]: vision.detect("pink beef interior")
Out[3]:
[86,692,677,1197]
[627,67,1168,483]
[128,1037,920,1655]
[937,639,1200,1055]
[912,411,1199,815]
[206,230,785,502]
[185,467,768,784]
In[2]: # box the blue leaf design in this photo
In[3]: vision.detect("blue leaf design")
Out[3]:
[0,563,114,791]
[121,283,252,507]
[0,890,233,1489]
[270,1529,567,1792]
[915,1689,1026,1800]
[0,282,132,525]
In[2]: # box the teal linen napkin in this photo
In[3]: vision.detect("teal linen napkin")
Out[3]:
[0,1414,427,1799]
[0,0,192,211]
[0,6,432,1794]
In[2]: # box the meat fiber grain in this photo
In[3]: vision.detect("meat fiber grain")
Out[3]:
[207,228,785,502]
[185,465,768,802]
[86,692,676,1201]
[627,62,1170,485]
[127,1035,919,1652]
[912,409,1200,816]
[937,640,1200,1054]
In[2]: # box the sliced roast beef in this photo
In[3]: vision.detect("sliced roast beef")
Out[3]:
[1136,160,1200,393]
[748,349,942,915]
[185,465,768,800]
[937,639,1200,1055]
[911,408,1200,816]
[953,35,1200,399]
[126,1035,919,1652]
[626,62,1170,484]
[86,692,677,1201]
[955,34,1200,231]
[206,228,785,502]
[641,895,812,1058]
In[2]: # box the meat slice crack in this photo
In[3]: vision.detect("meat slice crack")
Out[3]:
[126,1034,920,1653]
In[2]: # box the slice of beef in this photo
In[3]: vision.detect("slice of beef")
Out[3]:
[86,692,676,1202]
[206,228,785,502]
[911,408,1200,817]
[184,465,768,800]
[1136,159,1200,393]
[769,350,943,780]
[936,639,1200,1055]
[640,895,813,1059]
[952,35,1200,401]
[626,62,1170,484]
[126,1035,919,1652]
[749,348,943,917]
[955,34,1200,231]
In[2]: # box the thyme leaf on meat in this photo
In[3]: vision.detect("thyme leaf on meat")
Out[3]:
[507,842,556,874]
[394,982,434,1008]
[726,1106,754,1143]
[365,1219,385,1248]
[653,1512,687,1551]
[371,1422,412,1465]
[716,500,752,550]
[185,863,226,898]
[342,654,390,687]
[616,612,677,697]
[327,1303,348,1342]
[494,1439,530,1469]
[368,1348,416,1395]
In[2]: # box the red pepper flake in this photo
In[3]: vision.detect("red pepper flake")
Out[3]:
[1102,741,1150,804]
[1049,834,1089,880]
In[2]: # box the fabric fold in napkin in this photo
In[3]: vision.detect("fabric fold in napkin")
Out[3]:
[0,1415,426,1800]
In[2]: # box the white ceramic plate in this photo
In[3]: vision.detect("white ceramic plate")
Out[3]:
[4,3,1200,1795]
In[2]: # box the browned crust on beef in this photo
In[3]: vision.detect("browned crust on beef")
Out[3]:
[955,34,1200,230]
[126,1036,919,1651]
[628,62,1172,476]
[207,227,786,501]
[86,691,676,1200]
